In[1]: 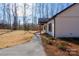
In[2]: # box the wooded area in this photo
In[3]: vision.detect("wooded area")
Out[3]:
[0,3,71,31]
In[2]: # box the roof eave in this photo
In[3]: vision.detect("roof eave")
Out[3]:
[46,3,77,23]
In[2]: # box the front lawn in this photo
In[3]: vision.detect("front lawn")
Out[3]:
[0,30,34,48]
[0,29,11,35]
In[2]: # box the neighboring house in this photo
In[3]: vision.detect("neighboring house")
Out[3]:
[39,3,79,38]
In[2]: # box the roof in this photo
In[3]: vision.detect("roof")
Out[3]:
[38,18,49,25]
[46,3,77,23]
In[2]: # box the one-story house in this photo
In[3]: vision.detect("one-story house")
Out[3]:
[38,18,49,33]
[39,3,79,38]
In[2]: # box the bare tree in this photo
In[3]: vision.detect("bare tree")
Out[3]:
[6,4,11,29]
[40,3,42,18]
[46,4,48,18]
[31,3,34,30]
[41,3,44,18]
[2,3,6,29]
[13,3,18,30]
[18,19,20,29]
[50,4,54,17]
[23,3,26,30]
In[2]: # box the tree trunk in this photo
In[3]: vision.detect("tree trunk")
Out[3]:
[13,3,18,30]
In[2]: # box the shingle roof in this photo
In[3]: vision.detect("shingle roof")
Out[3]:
[38,18,49,24]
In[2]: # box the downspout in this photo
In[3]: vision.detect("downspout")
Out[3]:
[54,18,56,39]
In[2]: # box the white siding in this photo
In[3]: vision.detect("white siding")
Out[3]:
[55,4,79,37]
[43,24,47,33]
[46,20,54,36]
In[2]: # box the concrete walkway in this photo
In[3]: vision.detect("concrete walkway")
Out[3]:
[0,34,46,56]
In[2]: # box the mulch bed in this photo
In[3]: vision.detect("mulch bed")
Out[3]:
[41,33,79,56]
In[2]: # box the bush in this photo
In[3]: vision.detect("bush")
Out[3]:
[57,45,66,51]
[41,33,55,45]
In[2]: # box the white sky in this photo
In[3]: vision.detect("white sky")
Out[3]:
[17,3,32,16]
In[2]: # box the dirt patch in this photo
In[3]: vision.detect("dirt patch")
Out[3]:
[41,33,79,56]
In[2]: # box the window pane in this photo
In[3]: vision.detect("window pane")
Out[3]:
[49,23,52,32]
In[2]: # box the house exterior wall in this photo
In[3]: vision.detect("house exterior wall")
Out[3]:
[42,24,47,33]
[55,4,79,37]
[46,20,54,36]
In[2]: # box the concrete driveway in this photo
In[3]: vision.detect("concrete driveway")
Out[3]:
[0,34,46,56]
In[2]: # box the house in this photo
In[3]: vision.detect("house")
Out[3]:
[39,3,79,38]
[38,18,49,33]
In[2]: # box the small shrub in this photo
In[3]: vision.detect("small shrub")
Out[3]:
[57,45,66,51]
[61,42,68,46]
[47,40,53,45]
[41,33,56,45]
